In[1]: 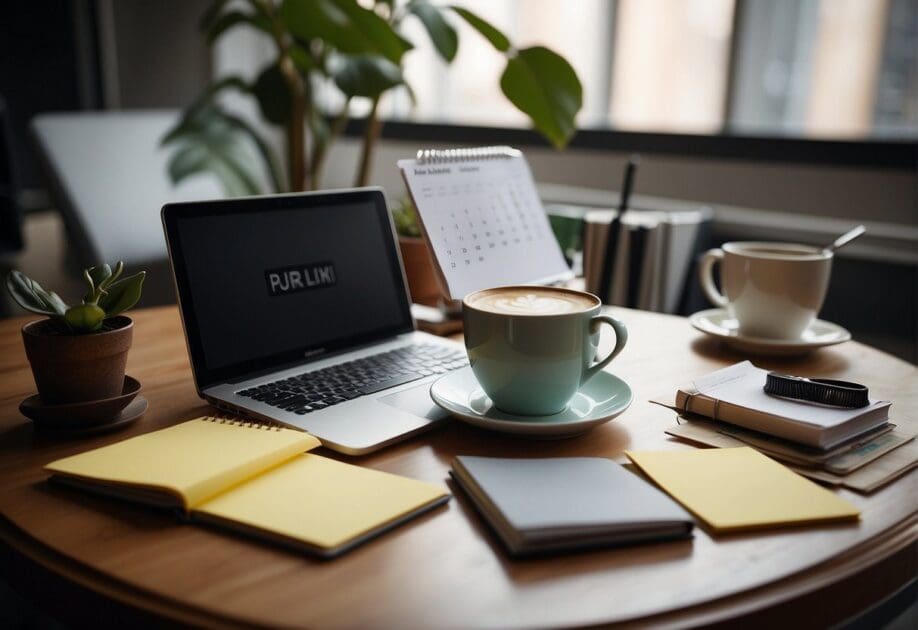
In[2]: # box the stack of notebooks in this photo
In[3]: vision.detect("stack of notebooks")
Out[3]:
[44,417,450,557]
[658,362,917,493]
[582,206,711,312]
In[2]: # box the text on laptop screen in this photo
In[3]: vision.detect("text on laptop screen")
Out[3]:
[175,199,410,372]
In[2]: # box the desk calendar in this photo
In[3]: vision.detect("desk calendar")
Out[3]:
[398,147,572,299]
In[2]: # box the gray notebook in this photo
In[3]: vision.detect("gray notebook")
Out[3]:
[451,456,693,555]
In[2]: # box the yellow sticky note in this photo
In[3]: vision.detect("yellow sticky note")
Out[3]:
[625,447,859,533]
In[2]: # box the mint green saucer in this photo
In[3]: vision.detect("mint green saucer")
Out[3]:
[430,367,632,438]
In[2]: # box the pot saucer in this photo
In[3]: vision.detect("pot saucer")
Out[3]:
[19,375,142,425]
[430,367,632,438]
[689,308,851,357]
[29,396,148,438]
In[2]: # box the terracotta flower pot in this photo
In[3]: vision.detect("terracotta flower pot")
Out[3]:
[398,236,441,305]
[21,315,133,404]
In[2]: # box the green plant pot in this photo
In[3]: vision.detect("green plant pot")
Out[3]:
[21,315,133,404]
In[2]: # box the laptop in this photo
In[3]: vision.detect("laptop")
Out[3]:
[161,188,467,455]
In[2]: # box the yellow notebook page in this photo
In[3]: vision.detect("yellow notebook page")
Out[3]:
[45,418,320,509]
[195,454,448,551]
[625,447,859,533]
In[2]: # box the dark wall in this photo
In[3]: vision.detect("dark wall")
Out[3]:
[0,2,95,189]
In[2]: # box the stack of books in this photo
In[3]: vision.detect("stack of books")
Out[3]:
[660,362,916,493]
[582,206,711,313]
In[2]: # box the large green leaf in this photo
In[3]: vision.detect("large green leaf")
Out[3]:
[329,53,403,98]
[408,1,458,62]
[219,112,285,192]
[199,0,231,31]
[280,0,412,62]
[6,271,68,317]
[500,46,582,149]
[97,272,146,317]
[330,0,413,62]
[205,10,271,44]
[450,6,510,52]
[161,76,251,145]
[163,105,267,197]
[288,43,317,75]
[252,65,292,125]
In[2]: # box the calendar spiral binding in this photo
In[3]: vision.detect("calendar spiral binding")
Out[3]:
[203,414,284,431]
[415,146,521,164]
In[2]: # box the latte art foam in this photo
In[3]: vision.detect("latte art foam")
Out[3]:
[469,288,595,315]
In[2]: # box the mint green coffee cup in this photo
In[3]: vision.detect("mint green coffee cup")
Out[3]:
[462,286,628,416]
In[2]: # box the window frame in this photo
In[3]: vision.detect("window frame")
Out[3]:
[343,118,917,170]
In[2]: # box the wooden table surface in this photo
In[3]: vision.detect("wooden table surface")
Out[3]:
[0,306,915,628]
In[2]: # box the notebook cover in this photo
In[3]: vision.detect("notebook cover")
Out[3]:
[625,447,860,533]
[452,456,693,554]
[44,418,320,509]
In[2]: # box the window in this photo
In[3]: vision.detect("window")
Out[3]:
[214,0,917,141]
[382,0,918,139]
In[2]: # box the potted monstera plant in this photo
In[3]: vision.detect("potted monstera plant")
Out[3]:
[162,1,582,296]
[6,263,145,404]
[163,0,582,194]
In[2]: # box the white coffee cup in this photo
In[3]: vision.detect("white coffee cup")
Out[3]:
[699,242,832,340]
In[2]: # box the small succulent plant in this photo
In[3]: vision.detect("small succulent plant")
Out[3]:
[391,198,422,238]
[6,262,145,334]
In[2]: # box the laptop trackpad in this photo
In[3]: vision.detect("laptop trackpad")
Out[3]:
[379,383,448,421]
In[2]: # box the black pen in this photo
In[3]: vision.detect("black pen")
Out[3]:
[598,155,640,303]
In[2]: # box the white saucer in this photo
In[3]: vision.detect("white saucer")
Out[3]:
[689,308,851,356]
[430,367,632,438]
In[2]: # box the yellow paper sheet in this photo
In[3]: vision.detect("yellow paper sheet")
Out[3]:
[625,447,859,533]
[195,453,449,553]
[45,418,320,509]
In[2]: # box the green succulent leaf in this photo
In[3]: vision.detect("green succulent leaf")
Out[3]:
[408,1,458,62]
[252,65,292,125]
[87,264,112,290]
[6,271,68,317]
[280,0,412,63]
[101,261,124,290]
[98,272,146,317]
[206,10,271,44]
[500,46,582,149]
[329,53,404,98]
[450,6,510,52]
[64,304,106,333]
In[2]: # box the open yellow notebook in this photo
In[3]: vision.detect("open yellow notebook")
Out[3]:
[625,447,859,533]
[45,417,449,557]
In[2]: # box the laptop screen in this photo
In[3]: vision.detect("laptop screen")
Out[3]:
[163,189,414,388]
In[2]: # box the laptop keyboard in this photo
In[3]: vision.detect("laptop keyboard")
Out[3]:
[236,343,468,415]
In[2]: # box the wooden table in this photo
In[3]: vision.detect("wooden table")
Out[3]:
[1,306,915,627]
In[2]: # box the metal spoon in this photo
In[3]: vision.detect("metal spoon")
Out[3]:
[825,225,866,253]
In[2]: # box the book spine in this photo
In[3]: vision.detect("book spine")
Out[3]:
[675,389,817,447]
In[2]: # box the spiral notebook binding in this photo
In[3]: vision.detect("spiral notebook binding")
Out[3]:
[204,414,284,431]
[415,145,521,164]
